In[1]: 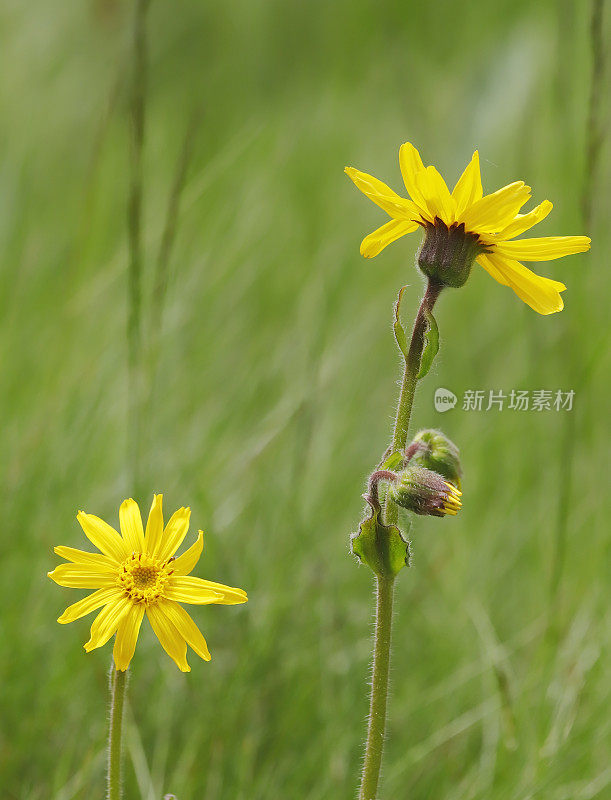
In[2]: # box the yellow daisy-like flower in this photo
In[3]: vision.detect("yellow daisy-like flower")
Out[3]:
[48,495,247,672]
[345,142,591,314]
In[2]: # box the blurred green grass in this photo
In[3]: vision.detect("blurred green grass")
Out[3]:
[0,0,609,798]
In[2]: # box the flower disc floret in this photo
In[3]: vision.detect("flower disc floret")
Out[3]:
[119,552,173,604]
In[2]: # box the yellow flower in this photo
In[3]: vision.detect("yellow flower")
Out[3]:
[48,495,247,672]
[345,142,591,314]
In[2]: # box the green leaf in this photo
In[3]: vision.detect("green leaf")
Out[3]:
[393,285,409,360]
[379,450,405,472]
[351,501,410,578]
[416,307,439,379]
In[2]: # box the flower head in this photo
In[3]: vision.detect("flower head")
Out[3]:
[48,495,247,672]
[405,429,462,490]
[388,466,462,517]
[345,143,590,313]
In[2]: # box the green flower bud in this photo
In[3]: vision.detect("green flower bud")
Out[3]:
[405,428,462,489]
[388,466,462,517]
[418,219,486,288]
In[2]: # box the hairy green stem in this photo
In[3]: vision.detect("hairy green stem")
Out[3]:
[107,666,128,800]
[386,280,442,526]
[359,279,442,799]
[391,280,442,456]
[359,576,394,800]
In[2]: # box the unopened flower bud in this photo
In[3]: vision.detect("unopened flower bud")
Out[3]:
[418,219,486,288]
[405,428,462,489]
[388,466,462,517]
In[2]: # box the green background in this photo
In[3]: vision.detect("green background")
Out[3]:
[1,1,609,798]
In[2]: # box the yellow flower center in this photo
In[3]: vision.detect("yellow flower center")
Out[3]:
[119,553,174,605]
[132,565,158,588]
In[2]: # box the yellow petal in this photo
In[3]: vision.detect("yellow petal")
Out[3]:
[48,563,119,589]
[344,167,421,220]
[165,578,224,605]
[479,252,566,314]
[84,597,132,652]
[77,511,128,563]
[147,604,190,672]
[156,506,191,563]
[494,235,591,262]
[113,603,145,671]
[398,141,424,182]
[360,218,419,258]
[166,576,248,606]
[119,498,145,553]
[144,494,164,557]
[461,181,531,234]
[58,587,122,624]
[452,151,483,217]
[415,166,455,226]
[496,200,553,240]
[54,546,117,570]
[476,253,508,286]
[170,531,204,576]
[398,142,432,219]
[158,600,211,661]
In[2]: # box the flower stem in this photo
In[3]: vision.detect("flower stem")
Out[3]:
[108,665,128,800]
[359,279,442,799]
[385,279,442,526]
[359,576,394,800]
[391,279,443,456]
